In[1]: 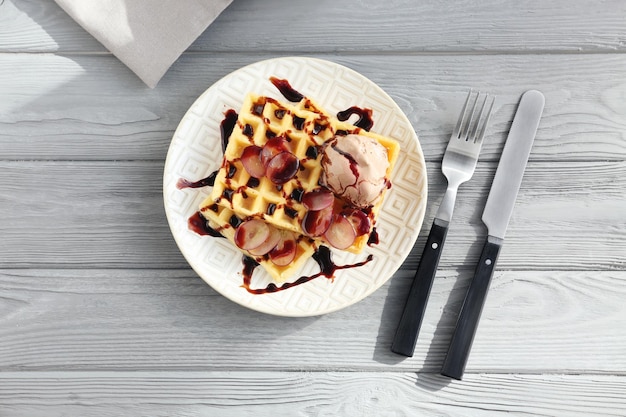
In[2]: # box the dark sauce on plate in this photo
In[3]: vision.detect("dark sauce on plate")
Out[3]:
[180,78,382,294]
[188,211,223,237]
[220,109,238,153]
[176,171,217,189]
[367,227,380,246]
[337,106,374,131]
[242,246,374,294]
[270,77,304,102]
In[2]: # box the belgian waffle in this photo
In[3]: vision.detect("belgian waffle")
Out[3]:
[206,93,400,255]
[198,199,316,282]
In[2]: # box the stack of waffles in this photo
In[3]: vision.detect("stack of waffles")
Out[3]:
[199,92,400,282]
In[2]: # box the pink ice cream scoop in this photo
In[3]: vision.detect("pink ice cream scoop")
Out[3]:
[320,134,390,208]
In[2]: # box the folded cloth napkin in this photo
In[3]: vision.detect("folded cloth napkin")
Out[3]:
[54,0,233,88]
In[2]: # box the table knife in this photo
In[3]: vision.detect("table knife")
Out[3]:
[440,90,545,380]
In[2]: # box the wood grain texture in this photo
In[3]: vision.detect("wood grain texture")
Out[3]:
[2,0,626,54]
[1,372,625,417]
[2,0,626,414]
[1,268,625,373]
[0,0,104,52]
[2,53,626,161]
[1,160,623,270]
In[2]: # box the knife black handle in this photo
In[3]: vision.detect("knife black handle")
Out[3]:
[441,235,502,380]
[391,219,449,357]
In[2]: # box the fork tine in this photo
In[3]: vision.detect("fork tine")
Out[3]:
[466,94,487,142]
[452,90,476,139]
[458,92,483,142]
[463,93,496,144]
[473,95,496,143]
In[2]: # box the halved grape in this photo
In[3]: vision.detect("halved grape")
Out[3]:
[346,209,371,236]
[247,225,282,256]
[234,219,271,250]
[260,136,290,167]
[302,189,334,211]
[269,230,297,266]
[266,151,299,184]
[324,214,357,249]
[301,205,333,237]
[241,145,266,178]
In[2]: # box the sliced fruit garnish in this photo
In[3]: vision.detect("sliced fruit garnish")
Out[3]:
[346,209,371,236]
[241,145,266,178]
[260,136,290,167]
[234,219,271,250]
[266,151,300,184]
[324,214,357,249]
[302,205,333,237]
[247,225,282,256]
[269,230,297,266]
[302,188,334,211]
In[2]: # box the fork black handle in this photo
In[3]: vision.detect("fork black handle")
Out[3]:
[441,235,502,379]
[391,219,449,357]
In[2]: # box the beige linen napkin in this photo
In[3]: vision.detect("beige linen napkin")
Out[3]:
[54,0,233,88]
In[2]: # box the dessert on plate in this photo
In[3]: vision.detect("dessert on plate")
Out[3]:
[194,78,400,284]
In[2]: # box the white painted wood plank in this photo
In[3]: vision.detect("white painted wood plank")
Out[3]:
[1,53,625,161]
[1,269,624,373]
[0,1,623,414]
[0,0,104,52]
[2,0,626,53]
[0,160,182,268]
[1,160,624,270]
[1,372,625,417]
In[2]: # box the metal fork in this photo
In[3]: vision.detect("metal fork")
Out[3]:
[391,91,495,357]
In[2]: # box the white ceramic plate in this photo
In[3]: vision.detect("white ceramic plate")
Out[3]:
[163,57,427,317]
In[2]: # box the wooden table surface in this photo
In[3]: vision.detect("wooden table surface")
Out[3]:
[1,0,625,415]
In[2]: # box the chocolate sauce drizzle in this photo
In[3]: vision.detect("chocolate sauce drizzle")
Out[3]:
[271,76,374,132]
[243,124,254,138]
[332,143,361,183]
[181,78,383,295]
[188,211,223,237]
[367,227,379,246]
[247,177,260,188]
[221,110,238,153]
[293,116,306,130]
[176,171,217,189]
[270,77,304,102]
[242,246,374,295]
[337,106,374,131]
[178,107,236,190]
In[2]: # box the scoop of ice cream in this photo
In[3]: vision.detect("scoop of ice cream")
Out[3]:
[320,134,390,208]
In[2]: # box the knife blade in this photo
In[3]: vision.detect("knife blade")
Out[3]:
[440,90,545,380]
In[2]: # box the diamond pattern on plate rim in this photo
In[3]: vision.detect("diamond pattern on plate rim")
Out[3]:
[163,57,427,317]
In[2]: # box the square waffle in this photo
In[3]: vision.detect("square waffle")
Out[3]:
[198,200,315,282]
[200,92,400,281]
